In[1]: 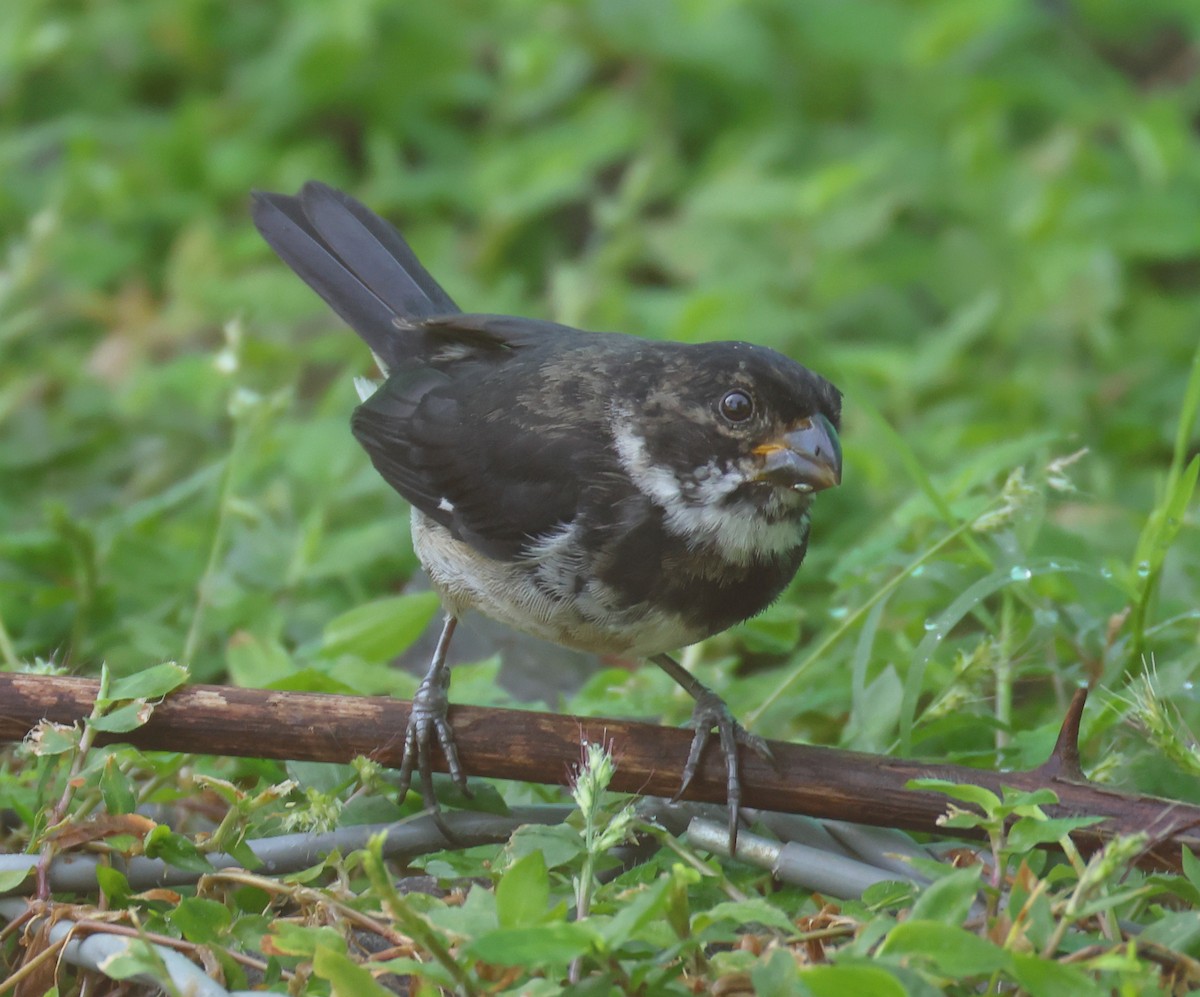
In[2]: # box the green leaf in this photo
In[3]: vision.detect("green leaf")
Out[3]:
[269,922,348,958]
[596,878,671,948]
[313,945,396,997]
[878,920,1012,977]
[496,849,550,929]
[752,946,800,996]
[1007,815,1103,852]
[89,701,154,733]
[1002,788,1061,812]
[269,668,360,694]
[843,663,903,752]
[1139,910,1200,956]
[507,823,584,869]
[28,722,80,755]
[372,956,458,989]
[909,867,981,925]
[692,898,795,934]
[1009,952,1106,997]
[143,825,213,874]
[168,896,232,944]
[226,633,294,687]
[425,882,498,938]
[799,963,908,997]
[320,592,441,661]
[860,880,917,911]
[95,866,130,906]
[287,760,355,793]
[97,940,169,983]
[0,865,32,892]
[99,756,137,814]
[908,778,1000,813]
[1182,846,1200,893]
[465,922,599,966]
[104,662,188,702]
[341,794,404,826]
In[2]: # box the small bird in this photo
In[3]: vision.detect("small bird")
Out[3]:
[252,182,842,844]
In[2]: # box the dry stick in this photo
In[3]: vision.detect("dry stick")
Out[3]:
[2,675,1198,869]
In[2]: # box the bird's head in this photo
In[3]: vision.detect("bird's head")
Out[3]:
[608,340,842,563]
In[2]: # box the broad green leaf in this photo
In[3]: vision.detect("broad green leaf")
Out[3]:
[320,592,441,661]
[373,956,457,989]
[496,849,550,929]
[799,963,907,997]
[752,947,800,996]
[465,921,599,966]
[692,898,795,934]
[908,778,1000,812]
[426,882,498,939]
[287,760,355,793]
[97,941,169,983]
[99,755,137,814]
[878,920,1012,977]
[507,823,584,869]
[168,897,232,944]
[1009,952,1105,997]
[1182,847,1200,893]
[28,722,80,755]
[269,922,347,958]
[1139,910,1200,955]
[95,866,130,906]
[909,866,981,925]
[226,633,294,687]
[89,701,154,733]
[143,825,213,874]
[313,946,396,997]
[104,662,188,702]
[0,866,31,892]
[597,878,671,948]
[1007,815,1103,852]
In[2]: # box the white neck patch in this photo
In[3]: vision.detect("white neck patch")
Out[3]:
[610,410,808,564]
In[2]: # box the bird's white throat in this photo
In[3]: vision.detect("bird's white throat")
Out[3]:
[610,411,808,564]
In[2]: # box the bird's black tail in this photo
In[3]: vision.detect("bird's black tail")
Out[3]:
[251,182,459,370]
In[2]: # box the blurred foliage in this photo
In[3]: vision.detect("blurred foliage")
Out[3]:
[2,0,1200,991]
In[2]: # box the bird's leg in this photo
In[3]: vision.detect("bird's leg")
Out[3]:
[395,615,471,835]
[651,652,773,850]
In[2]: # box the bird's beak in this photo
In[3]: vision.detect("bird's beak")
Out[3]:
[753,413,842,493]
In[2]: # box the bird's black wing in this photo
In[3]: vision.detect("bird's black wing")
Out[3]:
[351,318,614,560]
[254,181,606,558]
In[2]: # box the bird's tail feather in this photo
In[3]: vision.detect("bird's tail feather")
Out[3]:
[251,181,459,370]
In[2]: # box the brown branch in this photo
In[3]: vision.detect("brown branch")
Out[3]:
[2,673,1197,868]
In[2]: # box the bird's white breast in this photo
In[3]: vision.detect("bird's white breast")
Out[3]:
[411,509,703,657]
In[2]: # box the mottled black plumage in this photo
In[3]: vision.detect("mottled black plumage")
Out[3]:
[252,181,843,844]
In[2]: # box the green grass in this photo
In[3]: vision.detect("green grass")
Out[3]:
[2,1,1199,992]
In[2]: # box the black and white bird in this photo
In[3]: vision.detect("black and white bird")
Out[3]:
[252,182,843,843]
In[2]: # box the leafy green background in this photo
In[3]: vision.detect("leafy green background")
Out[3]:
[5,0,1199,770]
[2,0,1200,990]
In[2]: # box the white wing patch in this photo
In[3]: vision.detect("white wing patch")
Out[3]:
[353,376,380,402]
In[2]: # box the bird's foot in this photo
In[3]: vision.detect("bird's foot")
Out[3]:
[673,690,773,850]
[394,664,471,840]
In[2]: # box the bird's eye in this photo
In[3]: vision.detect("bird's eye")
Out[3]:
[719,389,755,423]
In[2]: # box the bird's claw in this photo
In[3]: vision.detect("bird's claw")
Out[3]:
[394,665,471,841]
[673,690,773,850]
